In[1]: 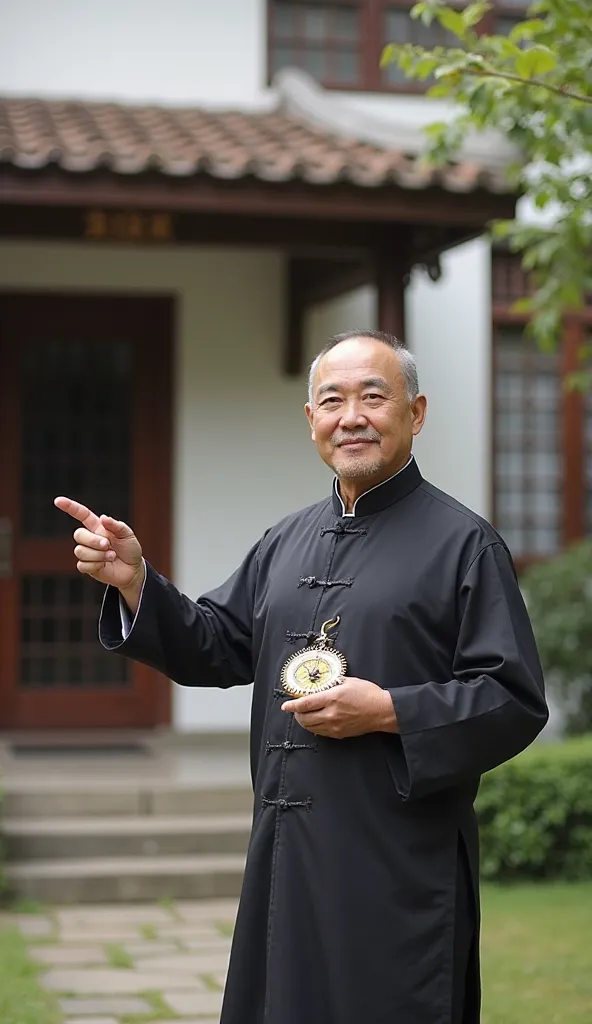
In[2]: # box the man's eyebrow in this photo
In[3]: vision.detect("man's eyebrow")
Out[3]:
[316,376,392,398]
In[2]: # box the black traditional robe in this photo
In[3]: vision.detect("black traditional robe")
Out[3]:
[99,458,548,1024]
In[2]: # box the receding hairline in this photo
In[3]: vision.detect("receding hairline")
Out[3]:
[315,375,395,399]
[307,331,419,406]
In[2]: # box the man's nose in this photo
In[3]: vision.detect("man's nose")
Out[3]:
[339,400,367,428]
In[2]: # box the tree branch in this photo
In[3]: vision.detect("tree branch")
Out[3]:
[466,64,592,104]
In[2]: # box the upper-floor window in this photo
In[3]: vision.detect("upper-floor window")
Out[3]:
[268,0,530,93]
[492,253,592,567]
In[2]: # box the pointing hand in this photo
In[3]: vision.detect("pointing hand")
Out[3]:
[54,496,145,596]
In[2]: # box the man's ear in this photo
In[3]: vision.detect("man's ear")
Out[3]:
[305,403,315,440]
[411,395,427,437]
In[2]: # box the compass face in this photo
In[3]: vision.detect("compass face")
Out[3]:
[280,648,346,697]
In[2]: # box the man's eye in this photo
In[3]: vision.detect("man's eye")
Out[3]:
[364,393,383,401]
[320,397,340,406]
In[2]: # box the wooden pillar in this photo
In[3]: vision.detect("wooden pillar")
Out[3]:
[283,257,305,376]
[376,249,406,342]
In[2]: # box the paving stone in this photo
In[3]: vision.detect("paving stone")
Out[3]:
[140,951,229,974]
[56,906,173,928]
[158,923,226,939]
[44,967,205,994]
[181,936,232,953]
[60,996,152,1015]
[30,945,108,966]
[64,1018,118,1024]
[163,989,224,1016]
[14,915,55,937]
[121,940,181,958]
[59,926,150,943]
[176,898,239,921]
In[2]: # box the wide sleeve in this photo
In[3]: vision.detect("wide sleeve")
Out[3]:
[98,537,264,689]
[386,541,549,801]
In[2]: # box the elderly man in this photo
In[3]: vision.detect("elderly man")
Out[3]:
[56,329,548,1024]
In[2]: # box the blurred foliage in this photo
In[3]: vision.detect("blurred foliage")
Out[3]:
[520,538,592,734]
[381,0,592,374]
[477,735,592,880]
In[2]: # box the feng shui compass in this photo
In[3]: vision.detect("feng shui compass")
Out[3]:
[280,616,347,697]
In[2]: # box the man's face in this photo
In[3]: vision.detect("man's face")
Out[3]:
[305,338,426,485]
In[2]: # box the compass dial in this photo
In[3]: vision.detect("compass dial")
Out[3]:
[280,648,346,697]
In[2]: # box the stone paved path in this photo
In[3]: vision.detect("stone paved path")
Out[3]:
[0,897,239,1023]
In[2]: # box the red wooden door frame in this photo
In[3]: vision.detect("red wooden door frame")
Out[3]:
[0,292,173,729]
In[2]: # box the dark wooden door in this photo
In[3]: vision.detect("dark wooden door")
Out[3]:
[0,293,173,729]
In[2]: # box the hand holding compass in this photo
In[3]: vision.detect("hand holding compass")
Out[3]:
[279,615,398,738]
[280,616,346,697]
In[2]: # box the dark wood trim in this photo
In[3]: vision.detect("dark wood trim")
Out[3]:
[0,292,174,730]
[284,256,375,375]
[0,328,20,726]
[0,168,518,228]
[376,249,406,340]
[285,259,306,376]
[297,258,373,306]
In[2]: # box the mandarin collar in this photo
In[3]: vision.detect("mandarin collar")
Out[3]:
[331,456,422,518]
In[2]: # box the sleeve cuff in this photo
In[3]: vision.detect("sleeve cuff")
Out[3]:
[118,558,147,638]
[99,558,147,650]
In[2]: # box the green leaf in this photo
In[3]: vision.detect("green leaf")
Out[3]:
[379,43,396,69]
[566,370,592,393]
[515,45,558,79]
[495,37,523,60]
[510,297,533,315]
[462,1,491,29]
[509,18,548,43]
[436,8,467,38]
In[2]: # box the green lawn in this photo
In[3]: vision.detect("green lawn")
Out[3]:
[0,927,60,1024]
[0,885,591,1024]
[481,883,592,1023]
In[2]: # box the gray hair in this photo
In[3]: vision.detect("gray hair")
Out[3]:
[307,330,419,406]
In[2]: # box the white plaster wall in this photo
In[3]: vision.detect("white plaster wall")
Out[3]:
[407,238,492,519]
[304,285,377,369]
[0,0,270,107]
[0,240,340,730]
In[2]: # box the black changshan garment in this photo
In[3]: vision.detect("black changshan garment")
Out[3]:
[100,459,548,1024]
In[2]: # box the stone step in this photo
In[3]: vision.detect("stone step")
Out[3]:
[5,853,246,903]
[1,782,253,819]
[2,813,253,860]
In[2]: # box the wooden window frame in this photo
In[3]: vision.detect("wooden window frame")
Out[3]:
[266,0,531,94]
[491,255,592,570]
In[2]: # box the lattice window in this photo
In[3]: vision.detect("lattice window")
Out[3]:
[492,252,534,305]
[21,339,132,537]
[268,1,530,91]
[21,575,130,689]
[269,2,362,85]
[494,325,561,558]
[584,338,592,535]
[381,6,458,86]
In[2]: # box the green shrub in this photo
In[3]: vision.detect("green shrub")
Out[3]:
[476,735,592,881]
[520,539,592,734]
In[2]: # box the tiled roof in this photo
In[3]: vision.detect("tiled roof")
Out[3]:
[0,93,511,195]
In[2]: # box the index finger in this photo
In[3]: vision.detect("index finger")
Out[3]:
[54,496,101,531]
